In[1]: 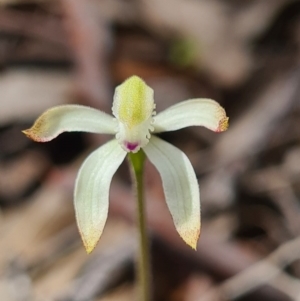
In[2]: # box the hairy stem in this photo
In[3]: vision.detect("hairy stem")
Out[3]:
[129,150,151,301]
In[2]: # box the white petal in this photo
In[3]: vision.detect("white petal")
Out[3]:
[153,99,228,133]
[143,136,200,249]
[74,139,126,253]
[23,105,116,142]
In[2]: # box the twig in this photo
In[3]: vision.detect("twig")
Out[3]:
[200,236,300,300]
[0,9,66,46]
[61,0,112,108]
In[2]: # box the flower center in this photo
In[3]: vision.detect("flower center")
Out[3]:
[112,76,155,153]
[125,142,139,152]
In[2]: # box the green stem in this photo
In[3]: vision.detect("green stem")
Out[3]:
[129,150,151,301]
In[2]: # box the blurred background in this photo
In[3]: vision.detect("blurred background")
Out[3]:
[1,0,300,300]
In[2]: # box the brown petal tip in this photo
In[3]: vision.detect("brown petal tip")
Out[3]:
[216,116,229,132]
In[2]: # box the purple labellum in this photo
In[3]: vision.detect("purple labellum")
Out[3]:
[125,142,139,151]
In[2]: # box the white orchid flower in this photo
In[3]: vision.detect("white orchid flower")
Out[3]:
[23,76,228,253]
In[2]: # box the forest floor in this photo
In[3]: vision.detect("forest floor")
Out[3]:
[1,1,300,301]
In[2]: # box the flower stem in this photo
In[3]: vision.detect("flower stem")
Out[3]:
[129,150,151,301]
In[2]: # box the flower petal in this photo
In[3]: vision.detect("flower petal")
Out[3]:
[153,99,228,133]
[23,105,116,142]
[74,139,126,253]
[112,76,155,128]
[143,136,200,249]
